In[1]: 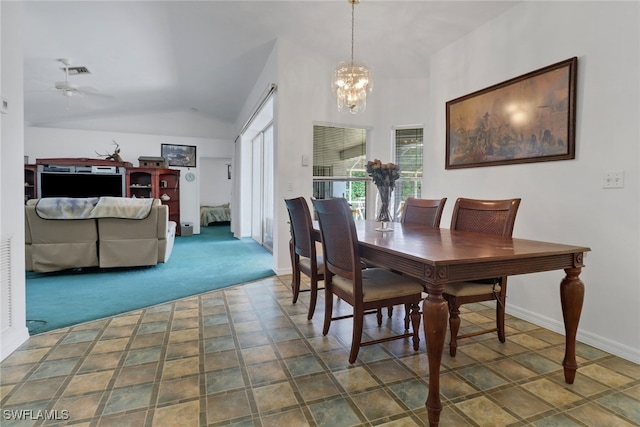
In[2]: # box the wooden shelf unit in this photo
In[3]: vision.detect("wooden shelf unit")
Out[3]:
[24,164,37,203]
[127,167,181,235]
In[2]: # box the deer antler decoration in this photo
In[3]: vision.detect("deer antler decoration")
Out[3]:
[96,140,124,163]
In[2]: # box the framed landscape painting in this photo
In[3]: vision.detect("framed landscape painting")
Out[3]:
[161,144,197,168]
[446,57,577,169]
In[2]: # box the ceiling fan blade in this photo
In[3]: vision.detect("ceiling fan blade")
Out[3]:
[75,87,116,99]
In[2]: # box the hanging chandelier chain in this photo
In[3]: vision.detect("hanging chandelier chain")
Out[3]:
[351,1,355,63]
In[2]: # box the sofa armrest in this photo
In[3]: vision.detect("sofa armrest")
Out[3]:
[25,208,33,271]
[156,204,169,238]
[160,221,177,262]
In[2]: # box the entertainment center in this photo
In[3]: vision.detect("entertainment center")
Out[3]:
[38,163,127,198]
[25,158,181,235]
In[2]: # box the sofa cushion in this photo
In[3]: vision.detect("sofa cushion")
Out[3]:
[97,203,167,268]
[99,239,159,268]
[32,242,99,272]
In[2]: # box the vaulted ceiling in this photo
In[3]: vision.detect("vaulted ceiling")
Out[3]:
[23,1,519,128]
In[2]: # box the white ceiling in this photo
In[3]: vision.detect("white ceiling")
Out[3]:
[23,1,519,128]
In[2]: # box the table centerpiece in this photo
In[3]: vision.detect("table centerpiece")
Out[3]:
[365,159,400,231]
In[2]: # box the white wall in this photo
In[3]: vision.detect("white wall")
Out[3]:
[31,110,235,140]
[24,127,234,235]
[428,1,639,362]
[1,1,30,361]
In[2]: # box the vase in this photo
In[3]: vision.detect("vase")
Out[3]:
[375,184,394,231]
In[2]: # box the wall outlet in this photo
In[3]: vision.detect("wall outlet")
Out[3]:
[603,170,624,189]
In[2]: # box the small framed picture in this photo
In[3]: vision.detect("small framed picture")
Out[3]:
[161,144,197,168]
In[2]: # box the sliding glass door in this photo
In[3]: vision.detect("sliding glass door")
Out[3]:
[251,134,263,244]
[250,124,274,252]
[262,124,274,252]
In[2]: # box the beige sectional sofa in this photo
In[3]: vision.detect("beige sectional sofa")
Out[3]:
[25,197,176,272]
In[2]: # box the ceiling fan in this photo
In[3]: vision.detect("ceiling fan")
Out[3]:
[54,58,107,98]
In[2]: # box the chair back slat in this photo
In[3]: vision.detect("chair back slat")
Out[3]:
[284,197,315,259]
[401,197,447,227]
[312,198,361,282]
[450,198,521,237]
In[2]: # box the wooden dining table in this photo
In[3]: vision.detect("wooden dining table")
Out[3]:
[344,220,591,426]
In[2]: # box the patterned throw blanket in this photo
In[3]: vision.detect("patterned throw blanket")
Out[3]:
[36,197,154,220]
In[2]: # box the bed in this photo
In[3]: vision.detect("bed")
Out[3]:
[200,204,231,226]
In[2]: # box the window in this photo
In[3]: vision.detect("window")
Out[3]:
[394,127,423,221]
[313,125,368,219]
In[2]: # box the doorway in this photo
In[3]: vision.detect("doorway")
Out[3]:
[200,157,232,208]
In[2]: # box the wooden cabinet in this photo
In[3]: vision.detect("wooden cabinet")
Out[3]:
[24,165,37,203]
[128,169,154,199]
[127,168,181,235]
[157,169,181,232]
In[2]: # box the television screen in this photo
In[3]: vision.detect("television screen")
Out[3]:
[39,173,125,198]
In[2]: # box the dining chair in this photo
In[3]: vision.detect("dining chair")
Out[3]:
[382,197,447,318]
[401,197,447,227]
[312,197,424,364]
[285,197,324,320]
[444,197,521,356]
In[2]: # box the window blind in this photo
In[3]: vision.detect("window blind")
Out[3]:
[394,128,423,218]
[313,126,366,178]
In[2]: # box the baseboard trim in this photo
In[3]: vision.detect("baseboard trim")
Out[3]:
[507,304,640,364]
[1,326,30,362]
[274,266,292,276]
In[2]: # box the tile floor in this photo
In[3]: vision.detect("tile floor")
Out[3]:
[1,275,639,427]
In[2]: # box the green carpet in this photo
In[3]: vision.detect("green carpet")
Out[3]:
[26,225,274,334]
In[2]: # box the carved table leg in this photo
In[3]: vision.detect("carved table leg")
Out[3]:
[410,302,421,351]
[560,267,584,384]
[423,288,448,426]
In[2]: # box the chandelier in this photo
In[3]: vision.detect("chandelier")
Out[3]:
[332,0,372,114]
